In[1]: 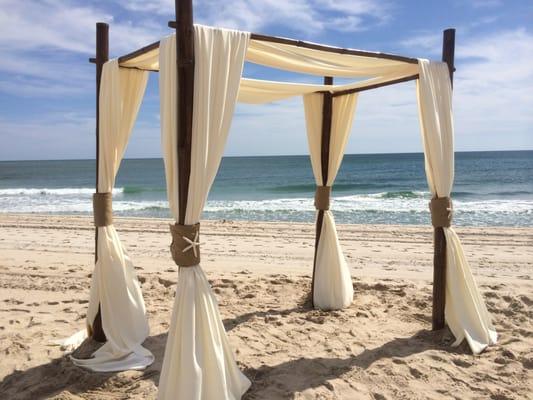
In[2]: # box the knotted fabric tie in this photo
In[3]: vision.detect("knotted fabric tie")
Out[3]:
[169,223,201,267]
[314,186,331,210]
[429,196,453,228]
[93,192,113,227]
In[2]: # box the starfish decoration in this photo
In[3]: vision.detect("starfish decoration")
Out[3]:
[182,232,201,257]
[447,201,454,215]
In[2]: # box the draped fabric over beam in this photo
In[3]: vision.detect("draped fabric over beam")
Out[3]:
[158,26,251,400]
[120,33,419,78]
[236,71,417,104]
[71,59,154,371]
[245,39,418,77]
[118,27,420,105]
[304,92,357,310]
[416,59,497,354]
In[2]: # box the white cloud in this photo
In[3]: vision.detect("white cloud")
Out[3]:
[0,0,530,161]
[0,0,161,55]
[117,0,172,15]
[119,0,390,34]
[400,33,442,55]
[454,29,533,146]
[0,105,166,160]
[0,0,165,97]
[0,0,391,98]
[470,0,502,8]
[0,0,389,99]
[228,26,533,156]
[400,27,533,150]
[0,112,94,160]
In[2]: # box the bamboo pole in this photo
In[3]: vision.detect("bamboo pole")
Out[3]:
[175,0,195,224]
[432,28,455,331]
[311,76,333,307]
[91,22,108,342]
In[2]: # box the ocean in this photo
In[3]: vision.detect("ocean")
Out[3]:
[0,151,531,227]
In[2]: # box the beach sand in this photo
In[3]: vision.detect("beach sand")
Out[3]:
[0,213,531,399]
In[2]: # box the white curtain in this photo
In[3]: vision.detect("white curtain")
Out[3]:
[246,39,419,77]
[119,33,419,80]
[158,26,251,400]
[120,42,419,105]
[303,93,357,310]
[71,59,153,372]
[237,69,418,104]
[417,59,497,354]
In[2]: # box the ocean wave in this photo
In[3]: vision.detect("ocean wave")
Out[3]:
[0,199,168,213]
[487,190,533,196]
[1,190,532,225]
[0,187,123,196]
[368,190,428,199]
[268,183,392,193]
[204,195,533,215]
[122,185,166,194]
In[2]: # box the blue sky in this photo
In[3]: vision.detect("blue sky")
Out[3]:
[0,0,531,160]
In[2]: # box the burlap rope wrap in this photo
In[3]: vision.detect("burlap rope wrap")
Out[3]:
[93,192,113,227]
[314,186,331,210]
[429,196,453,228]
[170,223,201,267]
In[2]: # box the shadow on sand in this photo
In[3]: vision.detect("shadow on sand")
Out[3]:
[1,308,464,400]
[0,333,167,400]
[243,328,466,399]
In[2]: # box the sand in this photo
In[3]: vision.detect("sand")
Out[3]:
[0,213,532,399]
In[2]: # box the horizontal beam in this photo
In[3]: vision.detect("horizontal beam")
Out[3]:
[167,21,418,65]
[117,40,160,64]
[91,57,157,73]
[249,33,418,65]
[120,66,158,72]
[330,74,419,97]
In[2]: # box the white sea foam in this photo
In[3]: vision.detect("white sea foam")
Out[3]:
[0,187,123,196]
[0,200,167,214]
[0,189,531,225]
[204,195,533,215]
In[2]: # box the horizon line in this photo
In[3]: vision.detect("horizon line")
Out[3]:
[0,148,532,163]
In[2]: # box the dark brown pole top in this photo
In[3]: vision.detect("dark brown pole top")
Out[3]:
[96,23,109,62]
[442,28,455,86]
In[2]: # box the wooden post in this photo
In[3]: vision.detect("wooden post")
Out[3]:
[175,0,195,224]
[92,22,109,342]
[311,76,333,307]
[442,29,455,87]
[432,28,455,331]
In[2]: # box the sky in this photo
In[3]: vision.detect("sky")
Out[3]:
[0,0,531,161]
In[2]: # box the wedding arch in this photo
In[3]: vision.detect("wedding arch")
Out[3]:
[70,1,497,398]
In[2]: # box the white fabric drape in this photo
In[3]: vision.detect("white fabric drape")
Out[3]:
[71,59,153,372]
[246,39,419,77]
[158,26,251,400]
[119,24,419,104]
[304,93,357,310]
[417,59,497,354]
[237,70,418,104]
[120,32,419,80]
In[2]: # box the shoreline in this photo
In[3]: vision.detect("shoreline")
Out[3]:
[2,211,532,229]
[0,213,531,399]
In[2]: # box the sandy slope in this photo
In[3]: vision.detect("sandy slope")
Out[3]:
[0,214,531,399]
